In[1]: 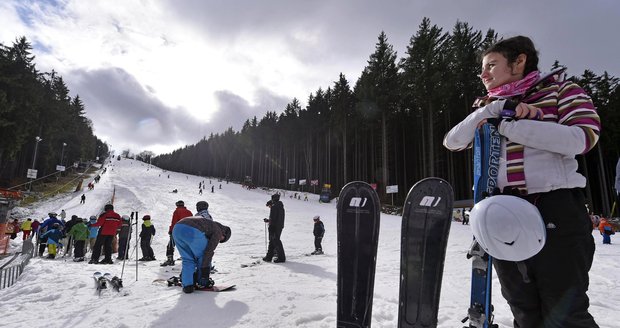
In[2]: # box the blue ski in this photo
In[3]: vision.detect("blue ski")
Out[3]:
[464,123,500,328]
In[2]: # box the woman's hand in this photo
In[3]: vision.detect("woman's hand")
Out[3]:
[477,102,542,128]
[514,102,543,120]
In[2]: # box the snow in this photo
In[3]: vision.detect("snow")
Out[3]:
[0,158,618,328]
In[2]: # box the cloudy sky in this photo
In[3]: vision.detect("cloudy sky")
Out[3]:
[1,0,618,155]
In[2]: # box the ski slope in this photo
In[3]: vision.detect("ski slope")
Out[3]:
[0,158,617,327]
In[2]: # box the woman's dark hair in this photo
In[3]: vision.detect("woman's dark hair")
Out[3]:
[483,36,539,76]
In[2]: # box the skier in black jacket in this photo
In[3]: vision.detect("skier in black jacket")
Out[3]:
[263,193,286,263]
[117,215,132,260]
[311,215,325,255]
[139,215,156,261]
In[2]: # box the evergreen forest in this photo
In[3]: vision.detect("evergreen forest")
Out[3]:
[0,37,109,190]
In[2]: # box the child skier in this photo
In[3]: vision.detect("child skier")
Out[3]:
[68,218,88,261]
[87,216,99,253]
[40,223,64,259]
[311,215,325,255]
[20,218,32,240]
[117,215,132,260]
[599,217,615,244]
[139,215,156,261]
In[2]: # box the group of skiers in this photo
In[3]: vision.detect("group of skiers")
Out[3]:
[16,183,329,294]
[27,206,156,263]
[260,192,326,261]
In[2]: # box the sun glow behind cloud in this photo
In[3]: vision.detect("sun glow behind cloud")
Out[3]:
[2,0,618,155]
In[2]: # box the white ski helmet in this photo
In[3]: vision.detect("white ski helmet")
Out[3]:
[470,195,546,261]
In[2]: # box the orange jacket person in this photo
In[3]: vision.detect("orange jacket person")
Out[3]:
[598,217,615,244]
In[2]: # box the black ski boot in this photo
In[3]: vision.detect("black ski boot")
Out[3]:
[160,256,175,266]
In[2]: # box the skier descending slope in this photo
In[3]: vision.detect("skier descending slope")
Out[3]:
[444,35,600,327]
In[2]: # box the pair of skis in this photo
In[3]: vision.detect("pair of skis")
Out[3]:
[93,271,123,295]
[336,178,454,328]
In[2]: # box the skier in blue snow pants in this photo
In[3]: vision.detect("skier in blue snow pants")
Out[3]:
[172,211,231,294]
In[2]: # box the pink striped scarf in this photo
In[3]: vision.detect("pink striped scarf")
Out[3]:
[487,71,540,98]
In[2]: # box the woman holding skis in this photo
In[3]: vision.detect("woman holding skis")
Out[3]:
[444,36,599,327]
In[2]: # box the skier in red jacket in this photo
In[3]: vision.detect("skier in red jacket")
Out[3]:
[89,204,122,264]
[161,200,193,266]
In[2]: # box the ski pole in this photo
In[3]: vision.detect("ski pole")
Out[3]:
[264,220,268,252]
[135,210,139,281]
[121,216,134,279]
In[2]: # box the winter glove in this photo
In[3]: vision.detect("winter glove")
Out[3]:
[196,268,214,288]
[485,99,520,130]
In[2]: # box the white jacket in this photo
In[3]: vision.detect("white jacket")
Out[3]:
[444,78,599,195]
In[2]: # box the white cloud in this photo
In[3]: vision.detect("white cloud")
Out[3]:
[2,0,619,155]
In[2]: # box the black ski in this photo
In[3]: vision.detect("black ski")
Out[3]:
[398,177,454,328]
[337,181,381,328]
[103,273,123,292]
[93,271,107,295]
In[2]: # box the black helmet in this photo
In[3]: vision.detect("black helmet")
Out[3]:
[218,223,231,243]
[196,201,209,212]
[104,204,114,211]
[176,200,185,207]
[48,212,58,217]
[271,193,280,201]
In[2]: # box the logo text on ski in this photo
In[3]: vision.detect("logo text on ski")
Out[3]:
[419,196,441,207]
[349,197,368,207]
